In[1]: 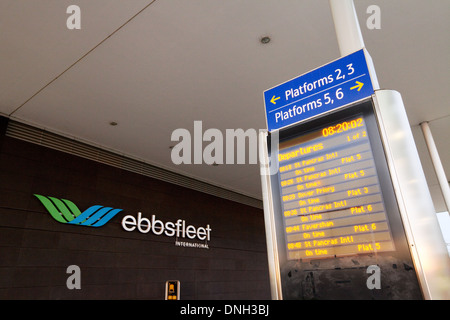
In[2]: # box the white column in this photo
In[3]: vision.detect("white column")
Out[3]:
[329,0,365,56]
[420,121,450,212]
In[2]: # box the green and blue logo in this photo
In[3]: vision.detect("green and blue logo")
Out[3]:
[34,194,123,227]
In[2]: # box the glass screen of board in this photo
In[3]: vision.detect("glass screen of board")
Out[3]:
[278,114,395,260]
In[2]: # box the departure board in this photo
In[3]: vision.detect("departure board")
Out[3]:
[278,115,395,260]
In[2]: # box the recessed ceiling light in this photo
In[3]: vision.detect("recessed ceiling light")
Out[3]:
[109,121,118,126]
[260,36,271,44]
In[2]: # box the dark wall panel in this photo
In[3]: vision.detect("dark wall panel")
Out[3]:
[0,134,270,300]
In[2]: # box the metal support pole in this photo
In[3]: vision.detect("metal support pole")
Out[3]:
[375,91,450,299]
[259,130,282,300]
[420,121,450,212]
[329,0,380,90]
[329,0,365,56]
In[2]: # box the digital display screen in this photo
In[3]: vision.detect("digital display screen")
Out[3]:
[278,114,395,260]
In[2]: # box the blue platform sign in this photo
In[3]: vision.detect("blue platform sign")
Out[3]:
[264,49,375,131]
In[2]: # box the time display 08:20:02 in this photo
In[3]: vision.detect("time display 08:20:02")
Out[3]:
[322,117,364,137]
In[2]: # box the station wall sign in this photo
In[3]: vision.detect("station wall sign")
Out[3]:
[34,194,211,249]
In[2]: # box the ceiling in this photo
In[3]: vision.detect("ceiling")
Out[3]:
[1,0,449,211]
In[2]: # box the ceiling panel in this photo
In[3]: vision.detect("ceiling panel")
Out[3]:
[0,0,151,114]
[7,0,338,198]
[1,0,449,201]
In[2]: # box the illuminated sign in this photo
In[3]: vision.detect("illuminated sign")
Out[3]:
[261,52,426,298]
[277,115,395,260]
[165,280,180,300]
[264,49,375,131]
[261,100,424,299]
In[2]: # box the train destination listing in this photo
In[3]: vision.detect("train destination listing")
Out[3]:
[277,116,395,260]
